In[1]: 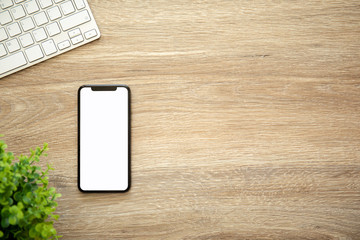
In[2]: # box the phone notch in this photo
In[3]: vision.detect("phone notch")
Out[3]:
[91,86,117,91]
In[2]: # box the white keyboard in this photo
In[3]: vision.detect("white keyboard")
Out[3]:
[0,0,100,78]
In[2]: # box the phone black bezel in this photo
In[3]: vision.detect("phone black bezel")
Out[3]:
[77,84,131,193]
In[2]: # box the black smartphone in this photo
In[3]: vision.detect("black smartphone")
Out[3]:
[78,85,131,192]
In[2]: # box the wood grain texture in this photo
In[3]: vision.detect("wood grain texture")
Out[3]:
[1,0,360,239]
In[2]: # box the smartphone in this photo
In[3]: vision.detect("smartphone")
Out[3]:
[78,85,130,192]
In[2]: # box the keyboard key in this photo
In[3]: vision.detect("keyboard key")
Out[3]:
[6,22,21,37]
[24,44,43,62]
[68,28,80,38]
[19,32,34,47]
[0,0,13,9]
[0,51,27,74]
[20,17,35,31]
[46,22,60,36]
[11,5,26,20]
[60,0,74,15]
[34,11,48,26]
[59,10,90,31]
[54,0,64,2]
[24,0,39,14]
[74,0,84,9]
[0,11,12,25]
[58,39,70,50]
[32,27,47,41]
[0,43,7,57]
[41,39,56,55]
[38,0,52,9]
[84,29,97,39]
[15,0,25,2]
[47,6,61,20]
[6,38,20,52]
[0,27,8,41]
[70,34,83,45]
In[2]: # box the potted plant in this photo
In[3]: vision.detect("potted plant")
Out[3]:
[0,136,61,239]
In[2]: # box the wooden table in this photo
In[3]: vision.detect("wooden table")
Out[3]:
[1,0,360,239]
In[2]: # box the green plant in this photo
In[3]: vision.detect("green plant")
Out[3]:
[0,137,61,239]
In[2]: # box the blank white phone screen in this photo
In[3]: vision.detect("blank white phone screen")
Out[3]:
[79,86,129,191]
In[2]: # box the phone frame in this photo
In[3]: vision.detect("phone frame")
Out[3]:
[77,84,131,193]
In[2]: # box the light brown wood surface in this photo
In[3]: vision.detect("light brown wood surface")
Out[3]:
[1,0,360,239]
